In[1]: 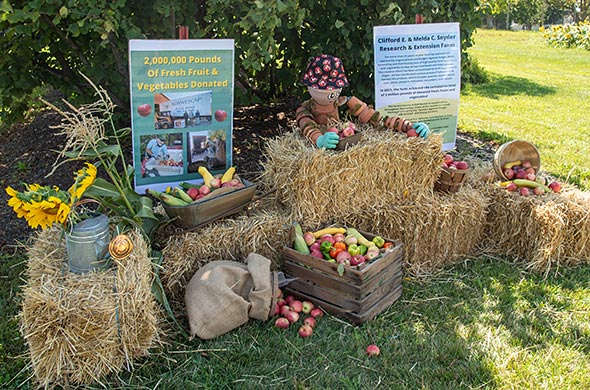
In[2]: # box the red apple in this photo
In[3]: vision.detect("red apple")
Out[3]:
[524,167,536,175]
[275,317,290,329]
[506,182,518,192]
[310,250,323,259]
[525,173,536,181]
[503,169,515,180]
[350,254,366,266]
[336,250,352,265]
[137,103,151,117]
[366,344,380,357]
[214,109,227,122]
[333,233,345,243]
[455,161,469,170]
[302,301,314,314]
[342,127,355,137]
[285,295,295,305]
[310,307,324,318]
[298,324,313,338]
[519,187,530,196]
[209,178,221,189]
[515,171,527,179]
[548,181,561,193]
[443,154,454,165]
[199,185,211,195]
[303,232,315,246]
[273,303,280,316]
[276,298,287,307]
[290,300,303,313]
[285,311,300,324]
[406,129,418,137]
[187,187,200,200]
[522,160,532,169]
[303,317,316,328]
[279,305,291,317]
[309,242,320,252]
[326,126,339,134]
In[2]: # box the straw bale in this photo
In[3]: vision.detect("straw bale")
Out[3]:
[161,207,291,300]
[20,228,159,388]
[260,128,444,226]
[481,184,590,274]
[339,186,488,276]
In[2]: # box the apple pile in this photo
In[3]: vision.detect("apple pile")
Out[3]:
[326,121,359,140]
[184,176,245,201]
[273,289,324,338]
[499,159,561,196]
[441,153,469,170]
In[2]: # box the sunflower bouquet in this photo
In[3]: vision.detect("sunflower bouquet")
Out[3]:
[6,163,97,230]
[6,74,163,240]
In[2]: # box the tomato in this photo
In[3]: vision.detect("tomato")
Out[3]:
[382,242,393,249]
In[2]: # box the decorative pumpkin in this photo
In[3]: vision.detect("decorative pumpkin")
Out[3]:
[108,234,133,260]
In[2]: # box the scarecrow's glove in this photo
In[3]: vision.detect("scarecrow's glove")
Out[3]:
[413,122,430,139]
[316,132,339,149]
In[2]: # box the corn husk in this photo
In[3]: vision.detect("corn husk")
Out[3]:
[20,228,160,388]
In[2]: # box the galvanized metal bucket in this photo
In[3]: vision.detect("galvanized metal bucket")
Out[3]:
[65,214,110,274]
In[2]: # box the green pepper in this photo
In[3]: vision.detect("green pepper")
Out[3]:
[348,244,361,256]
[320,241,333,260]
[372,236,385,248]
[358,244,368,256]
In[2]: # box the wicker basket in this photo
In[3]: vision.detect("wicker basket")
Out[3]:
[434,167,469,194]
[493,140,541,180]
[162,180,256,230]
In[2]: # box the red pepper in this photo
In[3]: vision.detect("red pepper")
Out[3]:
[330,247,343,259]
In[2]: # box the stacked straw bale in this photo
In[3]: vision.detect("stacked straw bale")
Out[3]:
[20,228,159,388]
[334,186,488,276]
[161,207,291,300]
[258,128,489,275]
[481,184,590,274]
[260,129,444,228]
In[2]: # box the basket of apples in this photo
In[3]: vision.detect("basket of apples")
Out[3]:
[435,153,470,194]
[326,121,362,151]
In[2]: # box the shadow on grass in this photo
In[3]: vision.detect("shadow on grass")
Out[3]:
[464,73,557,99]
[387,257,590,389]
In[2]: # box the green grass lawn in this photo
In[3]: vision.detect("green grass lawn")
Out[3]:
[2,29,590,389]
[460,29,590,189]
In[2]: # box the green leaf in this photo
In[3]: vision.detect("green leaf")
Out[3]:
[334,19,344,29]
[134,196,159,220]
[0,1,13,13]
[337,263,345,277]
[85,178,120,198]
[59,6,68,17]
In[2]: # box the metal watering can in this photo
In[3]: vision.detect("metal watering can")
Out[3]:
[65,213,110,274]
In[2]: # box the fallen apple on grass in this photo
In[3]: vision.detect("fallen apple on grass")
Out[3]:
[366,344,380,357]
[275,317,290,329]
[298,324,313,338]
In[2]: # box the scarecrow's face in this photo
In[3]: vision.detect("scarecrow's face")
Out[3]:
[307,87,342,105]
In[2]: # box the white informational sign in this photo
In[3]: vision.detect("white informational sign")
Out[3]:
[129,39,234,194]
[374,23,461,150]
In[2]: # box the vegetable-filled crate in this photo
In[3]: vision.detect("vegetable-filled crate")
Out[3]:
[282,226,403,325]
[149,167,256,230]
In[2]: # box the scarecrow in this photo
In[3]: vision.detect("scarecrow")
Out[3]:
[296,54,430,149]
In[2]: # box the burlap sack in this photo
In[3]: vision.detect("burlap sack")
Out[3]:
[185,253,278,339]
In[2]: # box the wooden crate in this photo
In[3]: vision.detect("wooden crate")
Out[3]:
[162,179,256,230]
[282,232,403,325]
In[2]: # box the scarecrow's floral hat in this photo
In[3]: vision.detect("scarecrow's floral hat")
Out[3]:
[301,54,349,90]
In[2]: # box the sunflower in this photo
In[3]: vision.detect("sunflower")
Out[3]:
[68,163,97,201]
[6,186,28,219]
[20,196,70,229]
